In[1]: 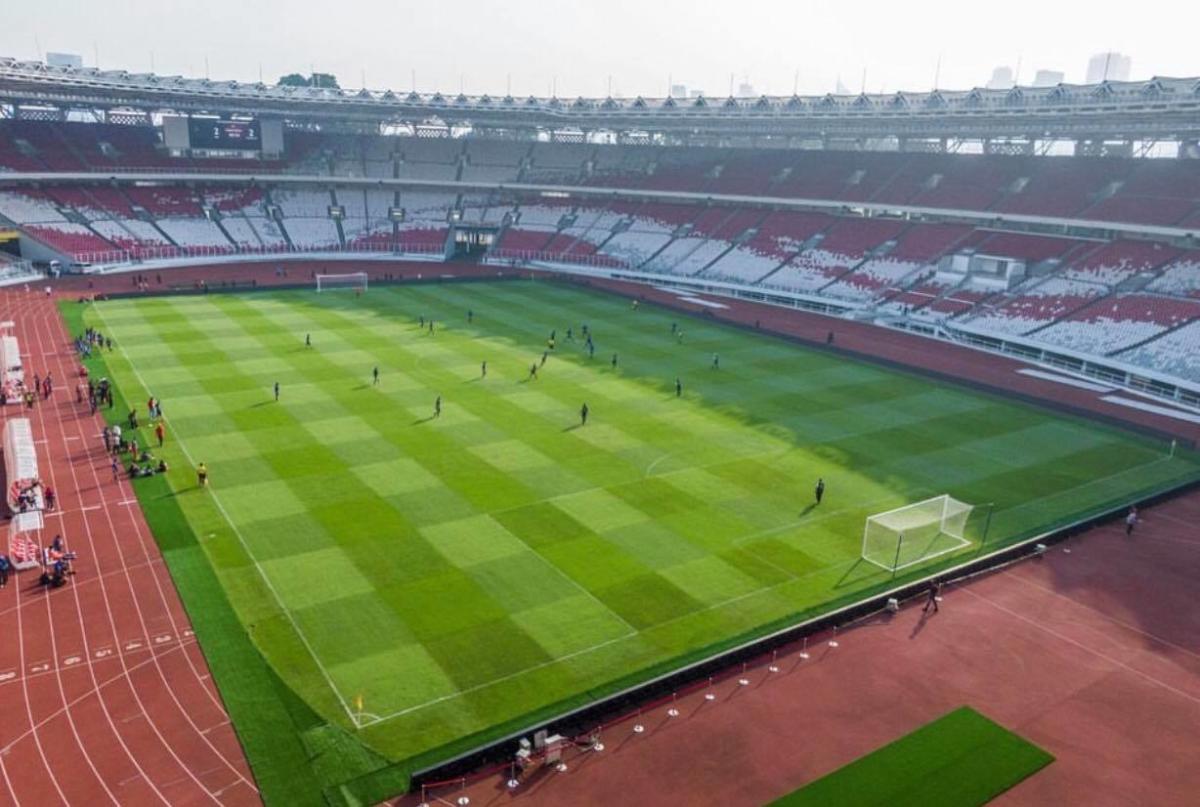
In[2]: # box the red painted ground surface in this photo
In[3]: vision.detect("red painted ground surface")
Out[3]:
[0,288,259,806]
[5,260,1196,806]
[397,493,1200,807]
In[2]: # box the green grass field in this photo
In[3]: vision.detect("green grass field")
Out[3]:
[767,706,1054,807]
[73,279,1200,800]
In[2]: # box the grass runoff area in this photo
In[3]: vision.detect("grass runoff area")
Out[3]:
[66,279,1199,803]
[767,706,1054,807]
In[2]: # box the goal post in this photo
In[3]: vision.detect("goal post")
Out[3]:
[315,272,369,293]
[862,495,974,573]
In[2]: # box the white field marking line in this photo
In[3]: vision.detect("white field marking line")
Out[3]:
[644,452,674,477]
[356,631,636,727]
[999,569,1200,663]
[959,586,1200,708]
[176,299,635,707]
[363,497,923,727]
[1150,510,1200,536]
[999,455,1177,518]
[0,643,198,757]
[93,303,360,725]
[35,302,226,802]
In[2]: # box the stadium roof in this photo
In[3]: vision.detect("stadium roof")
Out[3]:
[2,57,1200,142]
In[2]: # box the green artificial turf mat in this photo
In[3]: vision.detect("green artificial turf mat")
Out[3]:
[766,706,1055,807]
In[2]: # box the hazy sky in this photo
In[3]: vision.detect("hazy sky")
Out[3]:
[4,0,1196,98]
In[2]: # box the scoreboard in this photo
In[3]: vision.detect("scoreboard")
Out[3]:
[187,118,262,150]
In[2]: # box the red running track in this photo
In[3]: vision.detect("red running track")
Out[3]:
[0,288,259,806]
[396,492,1200,807]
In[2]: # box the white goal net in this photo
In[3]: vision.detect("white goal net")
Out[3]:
[862,495,974,573]
[315,272,368,293]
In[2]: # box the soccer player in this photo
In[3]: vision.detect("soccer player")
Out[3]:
[468,309,474,324]
[434,395,442,418]
[815,478,825,505]
[671,322,677,335]
[541,351,548,367]
[529,362,538,380]
[677,330,684,343]
[419,315,425,328]
[305,333,311,348]
[588,341,595,359]
[197,462,209,487]
[631,299,639,310]
[155,421,165,448]
[675,377,682,397]
[1125,506,1139,536]
[611,353,618,369]
[274,381,280,402]
[580,402,589,426]
[712,353,719,370]
[429,320,435,334]
[566,327,573,341]
[372,366,379,386]
[481,360,487,378]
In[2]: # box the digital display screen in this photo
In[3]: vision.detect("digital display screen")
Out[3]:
[188,118,261,150]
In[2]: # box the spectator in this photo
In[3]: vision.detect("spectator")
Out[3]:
[0,553,10,588]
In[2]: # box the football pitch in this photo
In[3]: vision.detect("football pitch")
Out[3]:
[79,278,1200,782]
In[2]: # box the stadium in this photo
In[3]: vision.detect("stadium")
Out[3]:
[1,23,1199,807]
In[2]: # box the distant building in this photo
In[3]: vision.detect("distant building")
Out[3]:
[1033,69,1065,87]
[736,82,755,98]
[46,52,83,69]
[986,66,1014,90]
[669,84,687,98]
[1086,52,1131,83]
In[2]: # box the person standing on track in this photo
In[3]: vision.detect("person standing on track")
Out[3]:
[1125,506,1139,536]
[923,580,943,614]
[111,456,120,482]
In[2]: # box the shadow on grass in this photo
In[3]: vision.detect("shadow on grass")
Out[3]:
[834,557,871,589]
[562,423,584,432]
[412,415,436,425]
[798,502,817,517]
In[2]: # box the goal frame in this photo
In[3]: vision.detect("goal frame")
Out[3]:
[861,494,973,573]
[315,272,369,293]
